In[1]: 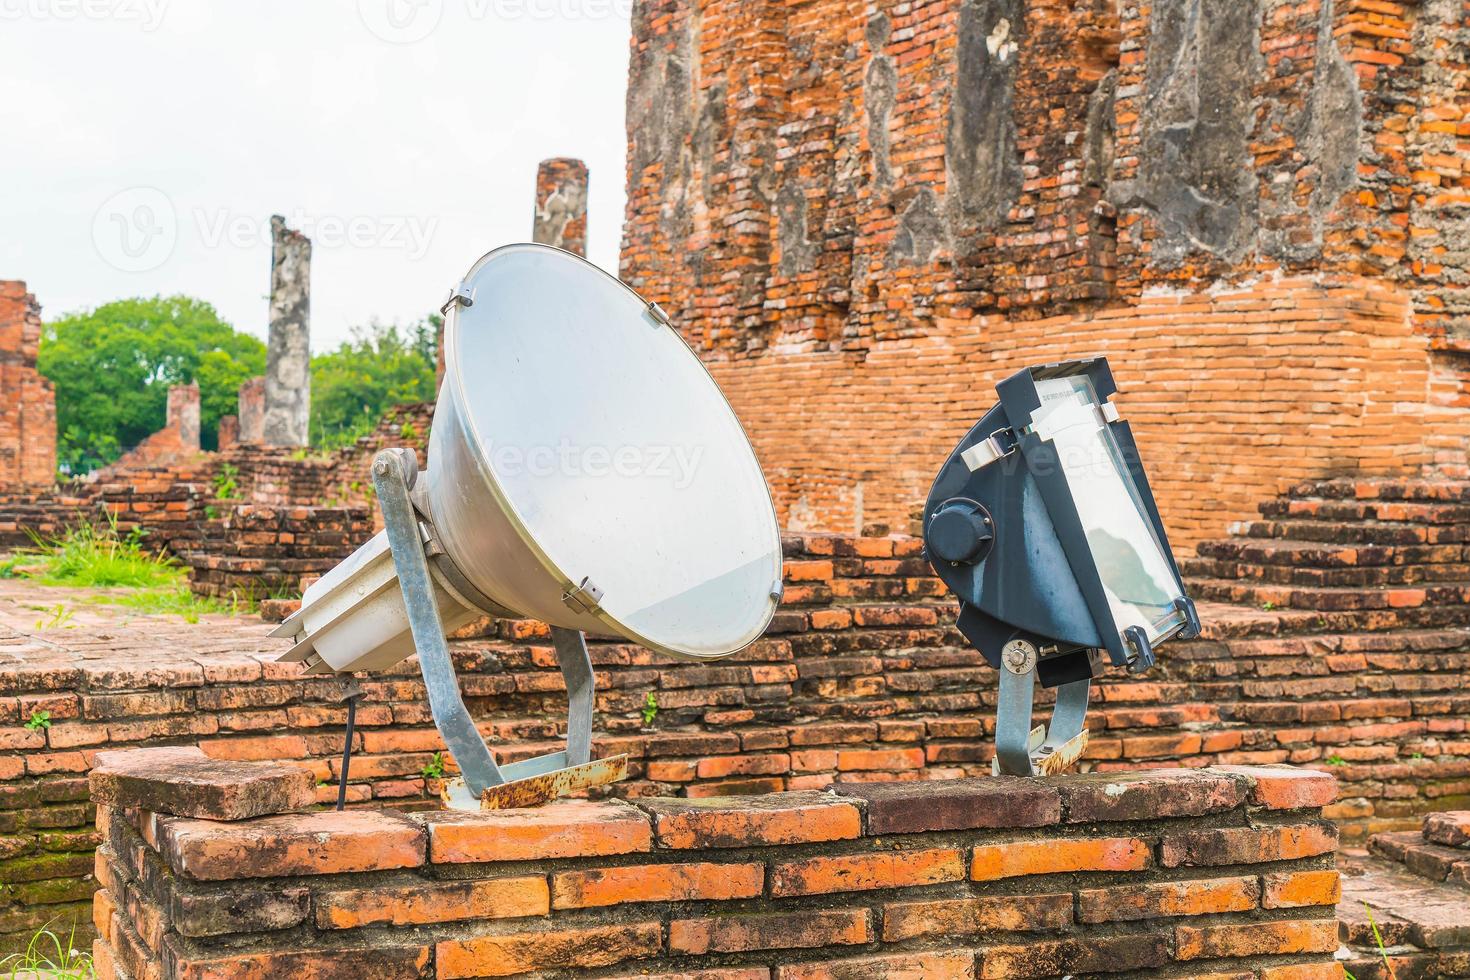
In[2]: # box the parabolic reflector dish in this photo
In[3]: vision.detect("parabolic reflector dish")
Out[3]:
[426,243,783,661]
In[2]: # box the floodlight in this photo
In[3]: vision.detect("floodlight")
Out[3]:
[923,358,1200,777]
[273,244,784,808]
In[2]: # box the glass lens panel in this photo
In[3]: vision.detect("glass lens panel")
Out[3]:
[1030,375,1186,647]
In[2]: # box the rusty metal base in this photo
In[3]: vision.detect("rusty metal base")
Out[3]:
[441,754,630,811]
[991,724,1089,777]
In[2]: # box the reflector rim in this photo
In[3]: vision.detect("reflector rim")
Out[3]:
[441,242,784,661]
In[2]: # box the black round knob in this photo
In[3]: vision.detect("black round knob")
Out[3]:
[928,500,994,565]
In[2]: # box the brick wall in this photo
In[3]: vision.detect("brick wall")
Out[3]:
[179,504,374,601]
[706,275,1465,546]
[620,0,1470,539]
[0,402,432,594]
[88,748,1342,979]
[5,520,1467,954]
[0,281,56,491]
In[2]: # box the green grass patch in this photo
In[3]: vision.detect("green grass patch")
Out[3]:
[2,521,232,622]
[0,921,93,979]
[20,521,179,590]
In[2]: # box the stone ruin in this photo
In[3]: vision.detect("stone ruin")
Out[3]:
[263,215,312,449]
[533,157,590,256]
[0,281,55,492]
[2,4,1470,969]
[621,0,1470,548]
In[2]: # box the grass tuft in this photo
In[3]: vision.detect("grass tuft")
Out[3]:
[0,921,94,979]
[2,520,230,622]
[22,519,179,590]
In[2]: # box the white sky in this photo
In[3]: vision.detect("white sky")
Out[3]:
[0,0,632,349]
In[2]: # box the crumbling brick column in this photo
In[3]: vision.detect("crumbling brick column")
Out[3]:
[237,376,265,444]
[264,216,311,448]
[216,415,239,451]
[166,382,200,452]
[532,158,589,257]
[0,281,56,489]
[90,749,1342,978]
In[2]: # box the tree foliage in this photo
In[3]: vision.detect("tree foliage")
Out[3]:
[38,296,439,474]
[309,318,439,449]
[38,296,265,474]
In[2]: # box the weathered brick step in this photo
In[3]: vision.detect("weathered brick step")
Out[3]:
[1286,478,1470,503]
[1197,538,1467,569]
[1368,831,1470,887]
[1188,577,1470,615]
[1181,556,1470,588]
[1260,497,1470,525]
[1233,519,1469,546]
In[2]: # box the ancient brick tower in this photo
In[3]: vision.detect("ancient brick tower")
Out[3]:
[620,0,1470,545]
[0,281,56,489]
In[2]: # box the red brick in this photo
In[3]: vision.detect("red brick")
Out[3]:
[771,848,964,897]
[670,909,872,954]
[1424,811,1470,847]
[1056,770,1249,822]
[642,793,861,849]
[971,837,1150,881]
[552,862,764,909]
[437,923,662,978]
[423,800,651,863]
[777,951,974,979]
[1077,876,1260,922]
[90,746,313,820]
[883,893,1074,941]
[836,748,924,771]
[168,943,433,979]
[833,778,1060,834]
[315,876,548,928]
[160,810,424,880]
[1175,919,1341,960]
[1161,823,1338,868]
[1263,870,1342,909]
[1220,765,1339,809]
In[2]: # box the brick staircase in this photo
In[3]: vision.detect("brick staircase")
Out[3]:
[1339,812,1470,978]
[1181,477,1470,627]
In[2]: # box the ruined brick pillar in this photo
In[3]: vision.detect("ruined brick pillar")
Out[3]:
[0,281,56,489]
[217,416,239,451]
[237,377,265,444]
[532,158,589,256]
[166,383,201,452]
[264,216,311,448]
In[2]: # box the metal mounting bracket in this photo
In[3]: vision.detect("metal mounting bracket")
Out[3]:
[440,281,476,317]
[992,639,1091,777]
[371,449,625,809]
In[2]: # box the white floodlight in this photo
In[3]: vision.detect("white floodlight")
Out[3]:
[273,244,783,808]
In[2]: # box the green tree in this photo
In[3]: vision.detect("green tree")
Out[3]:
[310,318,439,449]
[38,296,265,474]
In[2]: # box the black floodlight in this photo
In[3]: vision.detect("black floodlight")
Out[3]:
[923,358,1200,777]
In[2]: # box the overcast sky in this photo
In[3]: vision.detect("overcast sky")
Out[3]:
[1,0,633,349]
